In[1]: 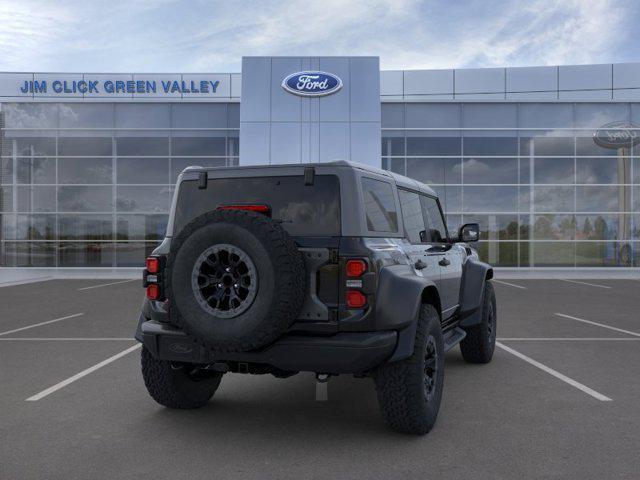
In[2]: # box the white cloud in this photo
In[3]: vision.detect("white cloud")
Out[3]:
[0,0,635,72]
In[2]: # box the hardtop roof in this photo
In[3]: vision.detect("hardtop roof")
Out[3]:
[183,160,437,197]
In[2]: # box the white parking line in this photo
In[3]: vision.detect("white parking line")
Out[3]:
[554,313,640,338]
[498,337,640,341]
[496,341,612,402]
[26,343,141,401]
[0,337,133,341]
[559,279,611,289]
[492,280,527,290]
[78,279,137,291]
[0,313,84,337]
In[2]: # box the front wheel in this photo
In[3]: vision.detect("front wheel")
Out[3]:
[373,304,445,435]
[141,346,223,409]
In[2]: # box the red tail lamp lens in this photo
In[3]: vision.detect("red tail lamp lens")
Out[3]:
[146,284,160,300]
[346,259,367,277]
[146,257,160,274]
[218,204,270,214]
[346,290,367,308]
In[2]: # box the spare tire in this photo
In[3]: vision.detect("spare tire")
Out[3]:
[165,209,306,352]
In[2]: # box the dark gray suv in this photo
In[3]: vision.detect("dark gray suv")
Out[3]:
[135,161,496,435]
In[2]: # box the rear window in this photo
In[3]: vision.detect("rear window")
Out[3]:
[173,175,341,236]
[361,177,398,232]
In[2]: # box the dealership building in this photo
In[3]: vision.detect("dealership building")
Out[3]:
[1,56,639,271]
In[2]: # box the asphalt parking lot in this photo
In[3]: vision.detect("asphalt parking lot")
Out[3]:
[1,278,640,479]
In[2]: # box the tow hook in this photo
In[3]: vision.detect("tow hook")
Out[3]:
[315,373,330,402]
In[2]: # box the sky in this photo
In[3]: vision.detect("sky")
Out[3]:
[0,0,638,73]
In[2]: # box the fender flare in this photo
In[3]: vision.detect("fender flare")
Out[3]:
[458,257,493,328]
[375,264,441,363]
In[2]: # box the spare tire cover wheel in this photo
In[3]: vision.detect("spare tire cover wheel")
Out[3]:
[168,210,305,353]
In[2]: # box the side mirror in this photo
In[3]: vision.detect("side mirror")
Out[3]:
[458,223,479,243]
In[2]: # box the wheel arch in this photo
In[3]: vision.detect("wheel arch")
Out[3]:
[458,257,493,328]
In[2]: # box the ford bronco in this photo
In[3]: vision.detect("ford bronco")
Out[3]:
[135,161,496,435]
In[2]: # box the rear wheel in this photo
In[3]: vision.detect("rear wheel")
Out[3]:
[373,304,444,435]
[460,281,496,364]
[141,346,223,409]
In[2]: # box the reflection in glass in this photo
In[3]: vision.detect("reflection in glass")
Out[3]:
[116,137,169,156]
[463,187,518,213]
[532,214,575,240]
[463,137,517,156]
[575,214,624,240]
[462,158,517,184]
[171,137,226,156]
[116,186,173,213]
[116,242,158,267]
[59,214,113,240]
[58,186,113,212]
[17,186,56,212]
[576,242,631,267]
[533,186,574,212]
[577,157,630,184]
[406,136,461,156]
[576,186,627,212]
[406,158,461,184]
[531,242,575,267]
[521,136,574,156]
[58,242,114,267]
[17,157,55,184]
[475,241,518,266]
[58,158,112,184]
[117,158,169,184]
[58,137,112,156]
[116,214,168,240]
[16,215,55,240]
[381,135,404,156]
[1,242,56,267]
[462,214,518,240]
[534,158,574,184]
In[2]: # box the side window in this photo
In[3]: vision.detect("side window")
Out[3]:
[398,189,426,244]
[420,195,448,243]
[361,177,398,232]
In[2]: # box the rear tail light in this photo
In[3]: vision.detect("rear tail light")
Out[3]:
[217,204,271,215]
[144,256,164,301]
[346,259,367,277]
[346,290,367,308]
[146,257,160,274]
[344,258,369,308]
[146,284,160,300]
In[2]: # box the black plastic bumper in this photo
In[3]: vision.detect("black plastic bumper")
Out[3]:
[136,316,397,374]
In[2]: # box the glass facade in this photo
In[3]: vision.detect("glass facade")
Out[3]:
[1,99,639,269]
[0,102,239,267]
[382,102,640,268]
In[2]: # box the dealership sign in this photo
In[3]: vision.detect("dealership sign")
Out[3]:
[19,78,220,95]
[593,121,640,149]
[282,71,342,97]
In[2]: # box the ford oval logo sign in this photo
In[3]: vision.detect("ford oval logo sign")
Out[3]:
[593,121,640,149]
[282,71,343,97]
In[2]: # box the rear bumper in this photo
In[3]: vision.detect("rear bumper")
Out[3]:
[136,315,397,374]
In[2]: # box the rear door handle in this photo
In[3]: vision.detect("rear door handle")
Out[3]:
[438,258,451,267]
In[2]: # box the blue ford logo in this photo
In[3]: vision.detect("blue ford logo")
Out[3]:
[282,71,343,97]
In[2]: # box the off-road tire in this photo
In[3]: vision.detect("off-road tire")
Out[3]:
[166,209,306,353]
[373,304,445,435]
[141,346,223,409]
[460,281,496,364]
